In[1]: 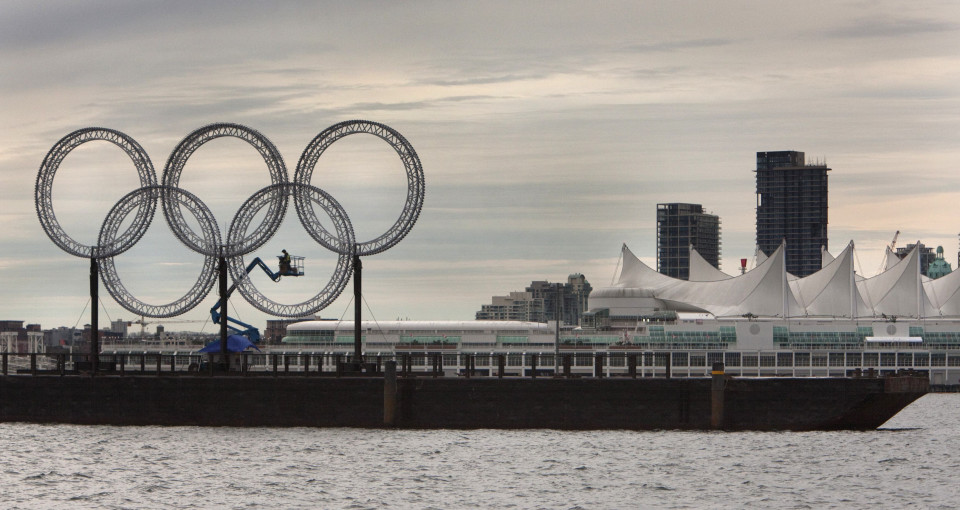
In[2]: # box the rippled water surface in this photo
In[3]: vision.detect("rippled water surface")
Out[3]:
[1,394,958,509]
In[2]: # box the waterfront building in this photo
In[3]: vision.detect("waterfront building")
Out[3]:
[110,319,129,338]
[756,151,829,277]
[476,275,592,326]
[927,246,953,279]
[278,241,960,385]
[656,203,721,280]
[264,318,312,345]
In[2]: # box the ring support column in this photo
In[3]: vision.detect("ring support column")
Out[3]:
[90,257,99,374]
[353,253,363,370]
[219,256,228,370]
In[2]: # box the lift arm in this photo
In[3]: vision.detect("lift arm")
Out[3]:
[209,257,288,343]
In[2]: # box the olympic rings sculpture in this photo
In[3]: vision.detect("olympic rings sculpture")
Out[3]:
[35,121,425,318]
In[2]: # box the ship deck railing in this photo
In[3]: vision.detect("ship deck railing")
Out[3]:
[0,350,940,381]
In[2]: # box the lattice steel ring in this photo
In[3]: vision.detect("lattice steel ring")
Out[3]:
[35,127,157,258]
[294,120,425,256]
[98,185,220,318]
[228,182,355,318]
[162,123,289,258]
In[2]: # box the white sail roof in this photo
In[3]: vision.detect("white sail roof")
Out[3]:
[593,241,949,319]
[821,246,835,266]
[925,262,960,316]
[614,243,801,317]
[688,246,732,281]
[790,242,870,317]
[857,245,937,318]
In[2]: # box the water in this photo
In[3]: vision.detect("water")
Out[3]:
[1,394,958,509]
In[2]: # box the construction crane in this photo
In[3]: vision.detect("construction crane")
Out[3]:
[876,230,901,276]
[209,254,304,343]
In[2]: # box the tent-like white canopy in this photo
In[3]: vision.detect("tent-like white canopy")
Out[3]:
[590,241,960,318]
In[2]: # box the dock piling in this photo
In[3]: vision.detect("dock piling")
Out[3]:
[384,360,397,426]
[711,362,725,429]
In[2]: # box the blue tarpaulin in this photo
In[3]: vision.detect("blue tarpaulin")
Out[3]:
[199,335,261,353]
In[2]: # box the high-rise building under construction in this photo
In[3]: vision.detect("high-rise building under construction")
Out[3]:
[656,203,721,280]
[755,151,829,277]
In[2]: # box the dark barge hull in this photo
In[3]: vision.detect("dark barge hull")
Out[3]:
[0,374,928,431]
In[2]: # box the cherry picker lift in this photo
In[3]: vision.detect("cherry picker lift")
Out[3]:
[209,252,304,343]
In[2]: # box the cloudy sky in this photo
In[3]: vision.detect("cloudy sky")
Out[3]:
[2,0,959,333]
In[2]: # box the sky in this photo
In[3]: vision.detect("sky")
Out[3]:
[2,0,959,333]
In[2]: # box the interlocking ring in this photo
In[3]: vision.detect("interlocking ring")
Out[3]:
[295,120,424,256]
[36,121,425,319]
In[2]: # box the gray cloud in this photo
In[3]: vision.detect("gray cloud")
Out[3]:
[3,0,960,329]
[821,15,959,39]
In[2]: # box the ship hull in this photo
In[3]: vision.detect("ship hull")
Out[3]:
[0,374,927,431]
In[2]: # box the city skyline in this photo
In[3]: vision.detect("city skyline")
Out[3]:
[2,1,959,331]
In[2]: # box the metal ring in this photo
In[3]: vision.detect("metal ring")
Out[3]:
[35,128,157,258]
[294,120,425,256]
[98,185,219,317]
[162,123,289,258]
[228,182,355,317]
[36,122,423,319]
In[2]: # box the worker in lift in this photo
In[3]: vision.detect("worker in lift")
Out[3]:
[279,249,291,274]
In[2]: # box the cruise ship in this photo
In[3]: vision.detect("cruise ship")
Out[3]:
[279,242,960,385]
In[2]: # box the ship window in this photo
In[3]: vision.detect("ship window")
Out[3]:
[880,353,896,366]
[507,354,523,366]
[707,352,724,366]
[724,352,740,367]
[948,356,960,367]
[811,355,827,367]
[443,354,458,366]
[690,355,706,367]
[897,353,913,366]
[777,353,793,367]
[608,354,625,367]
[829,353,844,367]
[795,352,810,366]
[760,355,776,367]
[914,353,929,366]
[931,353,946,366]
[575,353,592,366]
[863,353,879,366]
[539,354,555,367]
[673,352,688,366]
[845,353,862,367]
[742,355,758,367]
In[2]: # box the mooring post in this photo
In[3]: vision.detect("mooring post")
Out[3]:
[711,362,725,429]
[628,354,637,379]
[497,354,505,379]
[90,257,99,374]
[665,352,672,379]
[384,360,398,427]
